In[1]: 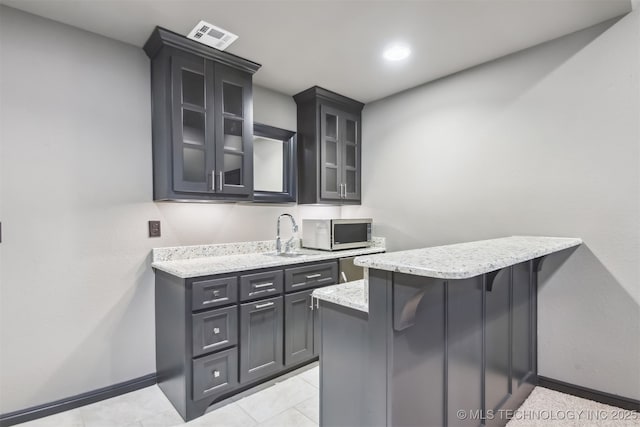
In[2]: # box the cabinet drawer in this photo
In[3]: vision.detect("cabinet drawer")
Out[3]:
[240,270,284,302]
[192,347,238,401]
[192,276,237,311]
[192,306,238,357]
[285,262,338,292]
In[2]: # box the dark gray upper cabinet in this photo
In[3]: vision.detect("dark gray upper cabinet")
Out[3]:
[294,86,364,205]
[144,27,260,202]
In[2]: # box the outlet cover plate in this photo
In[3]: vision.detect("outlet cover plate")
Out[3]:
[148,221,161,238]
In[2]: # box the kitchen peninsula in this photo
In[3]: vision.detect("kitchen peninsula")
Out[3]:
[313,236,582,427]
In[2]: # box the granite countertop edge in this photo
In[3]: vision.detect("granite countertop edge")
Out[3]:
[354,236,582,279]
[152,245,385,279]
[312,280,368,313]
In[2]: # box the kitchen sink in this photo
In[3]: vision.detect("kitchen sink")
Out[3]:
[264,251,312,258]
[265,252,305,258]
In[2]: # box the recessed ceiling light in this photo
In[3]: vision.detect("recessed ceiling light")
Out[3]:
[383,44,411,61]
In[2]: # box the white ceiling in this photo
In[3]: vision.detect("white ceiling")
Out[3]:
[0,0,632,103]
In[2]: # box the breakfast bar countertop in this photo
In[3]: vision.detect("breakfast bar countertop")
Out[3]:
[354,235,582,279]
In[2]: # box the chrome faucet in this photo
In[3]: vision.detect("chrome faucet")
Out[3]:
[276,214,299,254]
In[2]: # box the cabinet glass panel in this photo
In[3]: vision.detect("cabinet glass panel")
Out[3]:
[326,167,338,192]
[224,118,243,152]
[223,82,243,117]
[345,144,356,168]
[183,109,205,145]
[183,147,206,182]
[326,140,337,165]
[346,169,356,193]
[326,114,338,139]
[224,153,243,186]
[182,70,204,107]
[345,119,356,143]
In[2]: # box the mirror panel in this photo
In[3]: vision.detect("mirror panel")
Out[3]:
[254,136,284,192]
[252,123,297,203]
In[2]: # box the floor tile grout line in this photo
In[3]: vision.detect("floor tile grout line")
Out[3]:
[292,407,318,426]
[233,400,262,425]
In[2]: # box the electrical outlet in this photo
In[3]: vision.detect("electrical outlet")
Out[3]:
[148,220,161,238]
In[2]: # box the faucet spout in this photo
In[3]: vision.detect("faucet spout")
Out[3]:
[276,214,299,254]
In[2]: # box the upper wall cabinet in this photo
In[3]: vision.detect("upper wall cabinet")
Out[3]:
[294,87,364,205]
[144,27,261,202]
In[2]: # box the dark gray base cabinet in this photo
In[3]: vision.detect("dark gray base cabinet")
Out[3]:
[319,260,539,427]
[155,259,338,422]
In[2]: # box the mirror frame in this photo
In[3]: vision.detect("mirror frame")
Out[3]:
[252,122,297,203]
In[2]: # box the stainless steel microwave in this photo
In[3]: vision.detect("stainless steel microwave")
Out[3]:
[302,218,372,251]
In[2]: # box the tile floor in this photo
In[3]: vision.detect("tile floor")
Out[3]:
[16,363,638,427]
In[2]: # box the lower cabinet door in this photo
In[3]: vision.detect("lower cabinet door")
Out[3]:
[284,289,314,366]
[240,296,284,383]
[192,347,238,401]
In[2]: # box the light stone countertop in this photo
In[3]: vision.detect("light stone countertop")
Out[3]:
[152,238,385,278]
[354,236,582,279]
[312,280,368,313]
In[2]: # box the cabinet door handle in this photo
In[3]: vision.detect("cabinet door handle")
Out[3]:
[309,295,314,311]
[255,302,274,309]
[211,171,216,191]
[306,273,322,279]
[213,327,220,335]
[253,282,274,289]
[219,171,223,192]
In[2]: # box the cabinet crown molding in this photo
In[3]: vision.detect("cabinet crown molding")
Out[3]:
[143,26,261,75]
[294,86,364,112]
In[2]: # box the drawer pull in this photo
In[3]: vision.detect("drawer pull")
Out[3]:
[249,288,274,296]
[203,296,228,304]
[213,290,220,296]
[306,273,322,279]
[255,302,274,309]
[213,370,220,378]
[253,282,274,289]
[213,327,220,335]
[318,277,334,283]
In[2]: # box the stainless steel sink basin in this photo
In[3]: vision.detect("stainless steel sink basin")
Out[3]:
[264,251,309,258]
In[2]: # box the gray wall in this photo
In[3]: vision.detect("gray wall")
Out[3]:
[344,11,640,399]
[0,6,339,413]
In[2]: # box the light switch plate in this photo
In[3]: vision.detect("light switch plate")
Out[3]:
[148,220,161,238]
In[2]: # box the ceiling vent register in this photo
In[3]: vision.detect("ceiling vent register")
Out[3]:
[186,20,238,51]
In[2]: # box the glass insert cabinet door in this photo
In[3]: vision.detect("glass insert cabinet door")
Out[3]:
[341,112,360,200]
[171,54,214,193]
[215,63,253,195]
